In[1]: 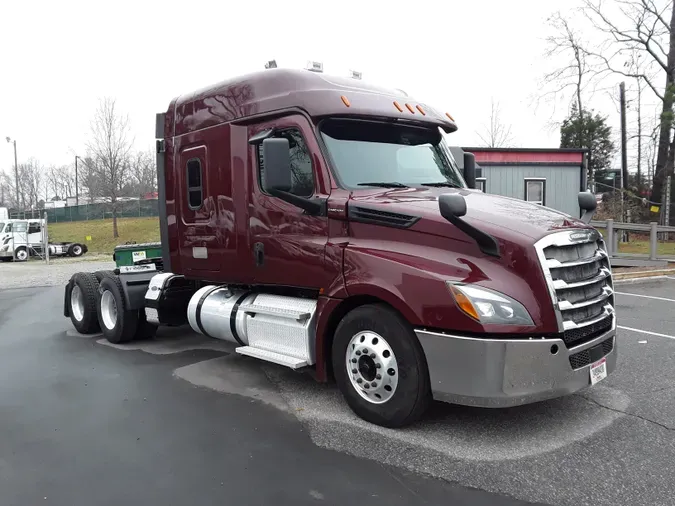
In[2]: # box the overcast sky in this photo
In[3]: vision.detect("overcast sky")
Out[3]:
[0,0,645,174]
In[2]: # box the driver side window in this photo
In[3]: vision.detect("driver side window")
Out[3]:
[257,129,314,197]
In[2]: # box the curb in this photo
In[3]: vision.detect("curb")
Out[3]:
[613,269,675,284]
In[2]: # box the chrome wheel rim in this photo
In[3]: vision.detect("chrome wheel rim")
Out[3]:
[346,331,399,404]
[100,290,118,330]
[73,245,82,255]
[70,285,85,322]
[16,249,27,261]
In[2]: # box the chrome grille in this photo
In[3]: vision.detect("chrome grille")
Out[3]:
[535,229,615,348]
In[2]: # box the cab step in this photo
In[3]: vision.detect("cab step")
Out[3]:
[235,346,308,369]
[238,303,311,321]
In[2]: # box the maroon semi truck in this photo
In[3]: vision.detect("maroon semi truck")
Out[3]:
[64,68,616,427]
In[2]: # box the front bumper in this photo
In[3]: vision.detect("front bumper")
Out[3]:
[415,326,617,408]
[0,251,13,258]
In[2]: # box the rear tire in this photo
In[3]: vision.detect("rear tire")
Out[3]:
[97,275,138,344]
[68,243,84,257]
[68,272,101,334]
[93,270,115,283]
[332,303,431,428]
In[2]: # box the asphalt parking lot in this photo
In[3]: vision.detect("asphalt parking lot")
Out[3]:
[1,272,675,506]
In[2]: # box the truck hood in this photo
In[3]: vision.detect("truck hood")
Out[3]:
[349,187,592,241]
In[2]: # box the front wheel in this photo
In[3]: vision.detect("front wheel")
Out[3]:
[332,304,431,428]
[14,247,28,262]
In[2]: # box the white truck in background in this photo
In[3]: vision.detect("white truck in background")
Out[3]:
[0,218,88,262]
[0,208,8,221]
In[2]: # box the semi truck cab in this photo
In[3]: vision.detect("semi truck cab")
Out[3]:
[64,68,616,427]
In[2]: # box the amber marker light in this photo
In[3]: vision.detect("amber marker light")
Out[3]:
[341,96,351,107]
[393,101,404,112]
[448,284,479,321]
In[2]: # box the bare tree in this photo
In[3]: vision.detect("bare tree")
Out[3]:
[581,0,675,213]
[477,98,514,148]
[86,97,134,237]
[18,158,44,209]
[46,164,76,200]
[541,13,596,117]
[130,149,157,196]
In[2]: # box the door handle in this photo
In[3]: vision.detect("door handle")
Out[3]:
[253,242,264,267]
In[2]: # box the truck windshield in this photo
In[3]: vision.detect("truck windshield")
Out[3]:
[0,223,4,233]
[320,119,465,189]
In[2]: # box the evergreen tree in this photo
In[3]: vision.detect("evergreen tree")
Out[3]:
[560,103,615,186]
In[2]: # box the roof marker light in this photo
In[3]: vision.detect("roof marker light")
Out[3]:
[393,101,404,112]
[341,95,351,107]
[306,61,324,73]
[416,105,426,115]
[446,112,455,121]
[405,103,415,114]
[264,60,278,69]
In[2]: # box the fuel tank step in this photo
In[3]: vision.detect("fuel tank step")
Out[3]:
[235,346,308,369]
[238,303,311,321]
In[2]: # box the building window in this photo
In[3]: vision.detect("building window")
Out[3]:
[524,178,546,205]
[186,158,203,209]
[476,177,487,193]
[258,129,314,197]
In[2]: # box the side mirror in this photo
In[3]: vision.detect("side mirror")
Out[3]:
[438,193,500,257]
[262,138,292,192]
[439,193,467,219]
[463,152,476,190]
[578,191,597,224]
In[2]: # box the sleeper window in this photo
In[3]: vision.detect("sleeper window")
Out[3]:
[28,222,41,234]
[525,179,545,205]
[257,129,314,197]
[186,159,203,209]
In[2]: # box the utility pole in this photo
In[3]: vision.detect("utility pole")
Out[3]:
[74,156,80,206]
[5,137,19,209]
[619,82,628,224]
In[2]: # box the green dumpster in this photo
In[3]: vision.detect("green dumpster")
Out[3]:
[113,242,163,268]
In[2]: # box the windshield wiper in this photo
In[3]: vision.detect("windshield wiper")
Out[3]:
[420,181,462,188]
[357,182,409,188]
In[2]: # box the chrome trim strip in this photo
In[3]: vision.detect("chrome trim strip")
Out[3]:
[562,305,615,331]
[552,267,611,290]
[558,286,614,311]
[546,250,608,269]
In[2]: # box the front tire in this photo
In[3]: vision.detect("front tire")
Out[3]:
[68,272,101,334]
[97,275,138,344]
[332,304,431,428]
[14,247,28,262]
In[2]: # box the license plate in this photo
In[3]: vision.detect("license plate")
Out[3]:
[590,358,607,385]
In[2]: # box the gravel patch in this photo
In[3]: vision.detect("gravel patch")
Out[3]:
[0,257,115,290]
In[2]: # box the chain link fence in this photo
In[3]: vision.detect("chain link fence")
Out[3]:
[9,199,159,223]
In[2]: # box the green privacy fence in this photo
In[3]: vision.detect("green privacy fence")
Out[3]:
[9,199,159,222]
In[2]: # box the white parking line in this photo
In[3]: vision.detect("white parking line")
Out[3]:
[615,291,675,302]
[618,325,675,341]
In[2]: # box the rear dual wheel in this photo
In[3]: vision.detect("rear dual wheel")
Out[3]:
[332,304,431,428]
[68,272,101,334]
[97,274,156,344]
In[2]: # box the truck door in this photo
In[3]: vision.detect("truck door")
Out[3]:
[248,115,331,289]
[176,143,221,276]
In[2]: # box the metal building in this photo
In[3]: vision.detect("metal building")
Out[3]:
[451,147,588,218]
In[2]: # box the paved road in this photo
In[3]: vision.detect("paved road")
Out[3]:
[0,286,534,506]
[3,278,675,506]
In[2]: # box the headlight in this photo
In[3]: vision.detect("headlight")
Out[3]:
[447,282,534,326]
[0,245,8,252]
